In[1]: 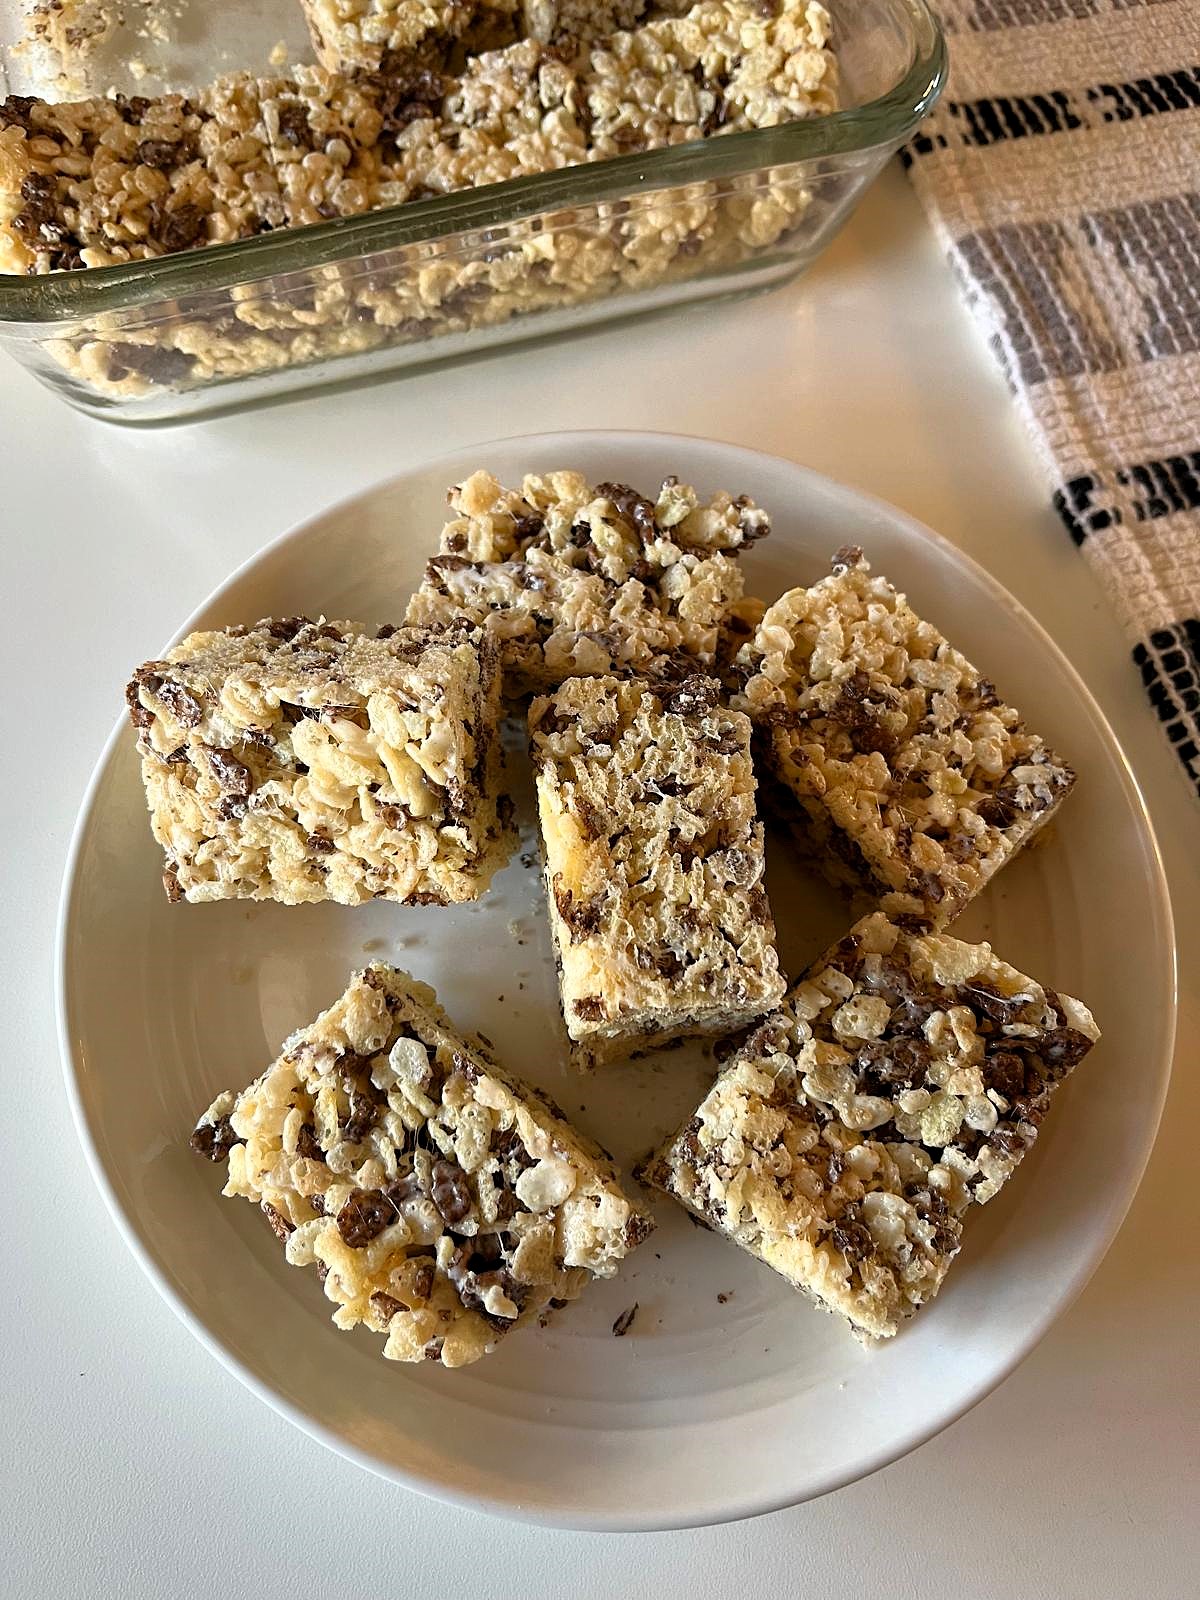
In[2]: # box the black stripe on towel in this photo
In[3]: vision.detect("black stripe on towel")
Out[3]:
[904,67,1200,158]
[1053,453,1200,545]
[1133,620,1200,796]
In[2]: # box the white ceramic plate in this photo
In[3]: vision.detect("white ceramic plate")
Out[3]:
[58,432,1175,1531]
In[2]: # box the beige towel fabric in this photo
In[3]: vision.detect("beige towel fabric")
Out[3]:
[903,0,1200,796]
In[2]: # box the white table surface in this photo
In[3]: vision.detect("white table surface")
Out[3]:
[3,163,1197,1599]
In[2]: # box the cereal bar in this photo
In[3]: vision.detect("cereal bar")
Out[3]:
[528,673,786,1066]
[580,0,837,158]
[251,65,417,227]
[298,0,521,74]
[0,67,424,274]
[297,0,691,76]
[126,616,514,905]
[640,912,1100,1338]
[522,0,671,44]
[731,548,1075,927]
[406,470,770,696]
[0,84,282,273]
[415,0,837,188]
[192,964,653,1367]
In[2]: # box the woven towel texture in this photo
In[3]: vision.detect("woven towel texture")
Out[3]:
[904,0,1200,796]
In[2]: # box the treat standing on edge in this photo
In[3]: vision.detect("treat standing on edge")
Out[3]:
[731,548,1075,927]
[640,912,1099,1338]
[191,964,654,1367]
[528,673,786,1067]
[126,617,514,905]
[407,470,770,696]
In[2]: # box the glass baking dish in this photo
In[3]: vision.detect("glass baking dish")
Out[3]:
[0,0,945,423]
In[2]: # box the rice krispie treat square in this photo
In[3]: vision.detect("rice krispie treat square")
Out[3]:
[126,616,514,905]
[640,912,1100,1338]
[192,964,653,1367]
[529,672,786,1066]
[581,0,838,159]
[405,0,838,194]
[251,66,427,225]
[0,82,283,272]
[406,470,770,697]
[298,0,520,73]
[731,547,1075,928]
[298,0,688,75]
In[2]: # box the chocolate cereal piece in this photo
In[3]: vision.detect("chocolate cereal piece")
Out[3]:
[640,912,1099,1339]
[191,964,653,1367]
[126,617,513,905]
[407,470,770,697]
[732,549,1075,927]
[529,673,785,1067]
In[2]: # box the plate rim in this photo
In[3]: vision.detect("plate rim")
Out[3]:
[56,428,1178,1531]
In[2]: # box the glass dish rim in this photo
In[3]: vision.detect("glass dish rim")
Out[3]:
[0,0,946,322]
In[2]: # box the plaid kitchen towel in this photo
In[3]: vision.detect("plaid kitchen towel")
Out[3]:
[903,0,1200,798]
